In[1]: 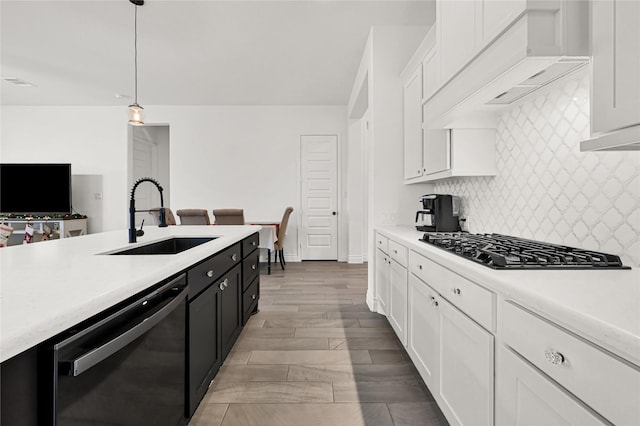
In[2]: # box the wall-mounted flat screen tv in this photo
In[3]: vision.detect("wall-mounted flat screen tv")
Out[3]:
[0,163,72,215]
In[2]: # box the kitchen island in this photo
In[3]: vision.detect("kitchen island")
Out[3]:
[0,225,261,425]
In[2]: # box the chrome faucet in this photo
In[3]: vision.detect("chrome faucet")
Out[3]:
[129,177,167,243]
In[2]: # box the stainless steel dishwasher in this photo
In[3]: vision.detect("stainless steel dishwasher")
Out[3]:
[40,274,187,426]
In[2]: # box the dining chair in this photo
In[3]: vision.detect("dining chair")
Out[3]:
[212,209,245,225]
[176,209,211,225]
[149,207,177,226]
[273,207,294,270]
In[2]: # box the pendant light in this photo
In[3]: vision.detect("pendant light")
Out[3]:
[128,0,144,125]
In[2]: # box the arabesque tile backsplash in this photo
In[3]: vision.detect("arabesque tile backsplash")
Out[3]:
[433,72,640,267]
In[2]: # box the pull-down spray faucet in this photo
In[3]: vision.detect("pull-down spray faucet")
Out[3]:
[129,177,167,243]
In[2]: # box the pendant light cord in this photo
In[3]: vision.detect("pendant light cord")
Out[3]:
[134,5,138,105]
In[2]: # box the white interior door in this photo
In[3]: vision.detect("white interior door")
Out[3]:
[300,135,338,260]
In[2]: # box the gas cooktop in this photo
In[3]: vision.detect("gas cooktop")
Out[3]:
[419,232,630,270]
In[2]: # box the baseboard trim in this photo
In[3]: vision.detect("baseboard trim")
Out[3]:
[348,255,364,264]
[366,290,377,311]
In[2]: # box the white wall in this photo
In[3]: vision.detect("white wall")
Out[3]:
[1,105,348,260]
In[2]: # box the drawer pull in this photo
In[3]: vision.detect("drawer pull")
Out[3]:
[206,270,214,278]
[251,294,257,300]
[251,264,257,270]
[394,249,398,254]
[252,241,257,246]
[452,288,461,295]
[544,350,565,365]
[231,253,239,262]
[418,264,423,270]
[429,296,438,307]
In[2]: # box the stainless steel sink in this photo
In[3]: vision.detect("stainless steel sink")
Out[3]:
[109,237,216,255]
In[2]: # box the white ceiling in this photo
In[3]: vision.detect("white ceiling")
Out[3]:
[1,0,434,106]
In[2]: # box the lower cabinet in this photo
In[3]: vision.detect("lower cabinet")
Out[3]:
[186,233,260,418]
[498,347,606,426]
[408,270,494,426]
[375,248,390,315]
[388,259,408,346]
[439,294,494,426]
[188,280,221,417]
[220,264,242,361]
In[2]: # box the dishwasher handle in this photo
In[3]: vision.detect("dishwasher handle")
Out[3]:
[61,286,187,377]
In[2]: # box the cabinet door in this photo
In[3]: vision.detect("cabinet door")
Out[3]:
[423,128,450,175]
[439,298,494,426]
[388,259,408,346]
[408,274,440,390]
[498,347,606,426]
[422,46,441,102]
[439,0,477,82]
[220,264,242,361]
[404,66,424,180]
[591,0,640,134]
[188,284,220,417]
[478,0,525,47]
[375,249,390,315]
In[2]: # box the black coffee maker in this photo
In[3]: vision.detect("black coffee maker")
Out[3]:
[415,194,461,232]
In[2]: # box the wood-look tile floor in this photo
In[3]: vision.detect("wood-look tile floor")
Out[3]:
[190,261,449,426]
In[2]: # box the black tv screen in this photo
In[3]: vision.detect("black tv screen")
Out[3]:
[0,163,72,215]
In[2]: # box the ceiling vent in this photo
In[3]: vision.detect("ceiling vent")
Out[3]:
[2,77,37,87]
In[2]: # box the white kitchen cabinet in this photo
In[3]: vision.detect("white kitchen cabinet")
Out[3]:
[502,301,640,426]
[408,274,440,390]
[415,127,496,183]
[403,65,424,180]
[439,295,494,426]
[388,258,408,346]
[422,44,441,102]
[407,261,494,426]
[582,0,640,151]
[375,248,390,316]
[499,347,606,426]
[478,0,526,47]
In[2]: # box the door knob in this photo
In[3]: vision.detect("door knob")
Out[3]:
[332,211,337,215]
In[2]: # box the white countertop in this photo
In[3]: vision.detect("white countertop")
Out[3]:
[376,225,640,367]
[0,225,260,363]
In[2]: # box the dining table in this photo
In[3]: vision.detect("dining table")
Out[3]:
[247,221,279,274]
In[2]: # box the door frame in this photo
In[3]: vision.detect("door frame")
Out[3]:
[297,134,342,262]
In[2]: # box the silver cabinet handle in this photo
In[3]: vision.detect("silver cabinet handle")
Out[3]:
[231,253,238,262]
[251,294,257,300]
[251,264,257,270]
[206,270,214,278]
[219,278,229,290]
[544,350,565,365]
[452,288,461,295]
[252,241,257,246]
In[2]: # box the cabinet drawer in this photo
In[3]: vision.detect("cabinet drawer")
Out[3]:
[243,250,260,291]
[243,277,260,324]
[376,233,389,254]
[242,232,260,258]
[409,250,495,331]
[503,301,640,426]
[188,243,241,299]
[388,240,408,267]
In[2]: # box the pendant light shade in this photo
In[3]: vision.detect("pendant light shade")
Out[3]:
[128,0,144,125]
[128,103,144,125]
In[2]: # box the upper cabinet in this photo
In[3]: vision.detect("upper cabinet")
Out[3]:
[581,0,640,151]
[404,66,424,180]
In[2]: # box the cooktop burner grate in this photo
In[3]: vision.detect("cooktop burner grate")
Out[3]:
[419,232,630,269]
